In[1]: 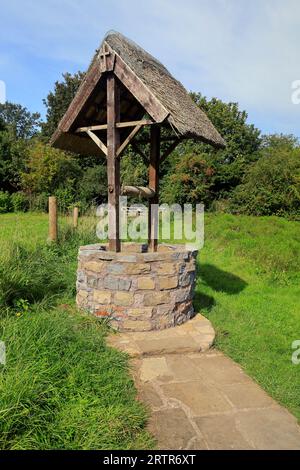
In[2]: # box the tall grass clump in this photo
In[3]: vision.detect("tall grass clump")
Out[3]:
[0,219,99,314]
[0,308,152,449]
[0,243,72,311]
[0,218,153,449]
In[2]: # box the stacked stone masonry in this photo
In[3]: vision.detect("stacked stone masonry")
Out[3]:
[76,243,198,332]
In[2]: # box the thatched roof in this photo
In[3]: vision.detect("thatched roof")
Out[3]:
[51,31,225,156]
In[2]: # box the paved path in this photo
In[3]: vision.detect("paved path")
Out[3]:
[108,315,300,450]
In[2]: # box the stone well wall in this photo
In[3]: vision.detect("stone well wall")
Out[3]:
[76,243,198,332]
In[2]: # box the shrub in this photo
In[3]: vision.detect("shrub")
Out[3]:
[161,153,215,206]
[78,164,107,206]
[11,192,29,212]
[0,191,11,213]
[28,193,48,212]
[21,140,81,196]
[230,141,300,218]
[55,187,75,213]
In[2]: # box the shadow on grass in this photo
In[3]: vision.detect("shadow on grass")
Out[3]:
[194,262,248,312]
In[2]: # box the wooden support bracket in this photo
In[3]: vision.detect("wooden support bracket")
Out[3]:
[117,124,142,157]
[131,142,148,165]
[160,138,182,163]
[86,130,108,156]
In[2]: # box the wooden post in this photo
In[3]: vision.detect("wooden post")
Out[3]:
[48,196,58,242]
[73,206,79,228]
[107,74,121,252]
[148,126,160,252]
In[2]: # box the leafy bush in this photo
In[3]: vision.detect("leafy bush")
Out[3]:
[28,193,49,212]
[21,140,81,197]
[230,139,300,218]
[78,164,107,206]
[161,153,215,206]
[11,192,29,212]
[0,191,11,213]
[55,187,75,213]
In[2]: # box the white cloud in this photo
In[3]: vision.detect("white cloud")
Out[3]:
[0,0,299,134]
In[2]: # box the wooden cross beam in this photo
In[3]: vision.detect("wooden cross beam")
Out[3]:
[76,119,154,133]
[135,136,180,144]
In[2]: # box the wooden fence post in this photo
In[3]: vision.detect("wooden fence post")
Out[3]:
[73,206,79,228]
[48,196,58,242]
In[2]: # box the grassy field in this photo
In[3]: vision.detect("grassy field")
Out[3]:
[0,212,299,449]
[195,213,300,421]
[0,213,153,450]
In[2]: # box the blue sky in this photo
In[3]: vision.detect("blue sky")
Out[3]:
[0,0,299,137]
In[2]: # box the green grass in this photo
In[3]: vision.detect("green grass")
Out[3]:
[194,213,300,421]
[0,213,153,450]
[0,308,151,449]
[1,211,300,448]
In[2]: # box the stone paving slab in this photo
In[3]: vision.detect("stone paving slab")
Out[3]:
[108,316,300,450]
[107,314,215,357]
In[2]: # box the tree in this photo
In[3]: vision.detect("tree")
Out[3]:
[78,165,108,206]
[185,94,262,199]
[230,134,300,218]
[161,152,215,206]
[0,116,5,132]
[21,140,82,197]
[261,133,299,151]
[42,72,85,138]
[0,102,41,139]
[0,128,28,191]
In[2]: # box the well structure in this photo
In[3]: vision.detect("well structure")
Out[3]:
[50,31,225,331]
[77,243,197,331]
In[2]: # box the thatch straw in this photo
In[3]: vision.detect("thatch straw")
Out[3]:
[51,31,225,155]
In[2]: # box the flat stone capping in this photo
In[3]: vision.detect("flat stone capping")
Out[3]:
[76,243,198,332]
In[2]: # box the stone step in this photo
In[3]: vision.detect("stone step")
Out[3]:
[107,314,215,358]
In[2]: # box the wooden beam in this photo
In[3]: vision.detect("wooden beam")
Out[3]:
[59,60,102,132]
[86,130,108,156]
[76,119,154,133]
[136,136,179,144]
[117,124,142,157]
[107,74,121,252]
[114,53,169,123]
[122,185,156,199]
[56,41,169,135]
[160,138,182,163]
[148,126,160,252]
[117,120,153,129]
